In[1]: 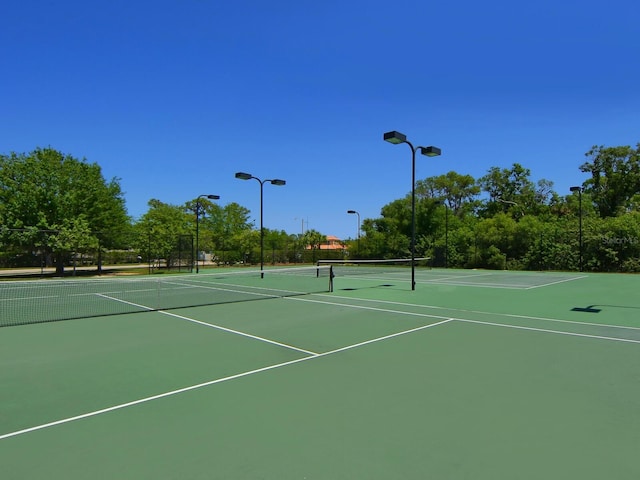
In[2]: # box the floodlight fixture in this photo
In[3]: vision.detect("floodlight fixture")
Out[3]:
[383,131,407,144]
[420,146,442,157]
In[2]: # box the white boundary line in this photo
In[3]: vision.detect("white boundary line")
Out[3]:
[308,293,640,333]
[455,318,640,344]
[334,270,586,290]
[288,296,640,345]
[160,310,319,356]
[96,293,319,356]
[525,275,588,289]
[0,319,454,441]
[335,274,540,290]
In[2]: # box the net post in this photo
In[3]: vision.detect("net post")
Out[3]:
[329,265,334,292]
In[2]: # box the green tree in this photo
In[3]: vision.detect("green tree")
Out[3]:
[479,163,554,217]
[264,229,291,264]
[302,229,327,262]
[210,203,253,264]
[360,216,410,259]
[49,217,99,275]
[132,199,192,268]
[0,147,129,274]
[579,144,640,217]
[185,196,223,263]
[415,171,481,215]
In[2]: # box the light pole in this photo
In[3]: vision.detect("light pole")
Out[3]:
[384,131,441,290]
[570,186,583,272]
[435,200,449,268]
[235,172,286,277]
[195,194,220,273]
[347,210,360,257]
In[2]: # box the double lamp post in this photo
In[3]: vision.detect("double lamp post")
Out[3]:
[195,194,220,273]
[570,186,583,272]
[235,172,286,277]
[384,131,441,290]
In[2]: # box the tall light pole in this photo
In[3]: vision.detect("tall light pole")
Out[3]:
[384,131,441,290]
[435,200,449,268]
[195,194,220,273]
[235,172,286,277]
[347,210,360,257]
[570,186,583,272]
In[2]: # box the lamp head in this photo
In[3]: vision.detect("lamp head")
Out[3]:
[206,194,220,200]
[235,172,252,180]
[420,146,442,157]
[347,210,357,214]
[383,131,407,144]
[270,179,286,186]
[570,186,582,192]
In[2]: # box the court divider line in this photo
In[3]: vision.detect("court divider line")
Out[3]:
[308,293,640,332]
[0,318,454,441]
[159,310,319,355]
[343,272,585,290]
[288,296,640,344]
[454,318,640,344]
[424,272,497,282]
[343,275,529,289]
[524,275,588,289]
[96,293,318,356]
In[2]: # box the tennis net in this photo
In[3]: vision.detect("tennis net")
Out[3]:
[317,258,430,278]
[0,265,333,327]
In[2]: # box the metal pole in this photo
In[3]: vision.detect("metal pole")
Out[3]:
[578,190,583,272]
[444,204,448,269]
[195,202,200,273]
[260,179,265,278]
[357,212,361,255]
[411,146,416,290]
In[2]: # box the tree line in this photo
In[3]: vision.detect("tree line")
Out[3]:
[0,148,332,273]
[355,144,640,272]
[1,145,639,274]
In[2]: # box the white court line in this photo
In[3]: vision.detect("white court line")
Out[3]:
[286,296,452,321]
[95,293,153,311]
[335,274,528,289]
[1,294,59,302]
[0,318,454,441]
[422,280,527,289]
[338,271,585,290]
[455,318,640,344]
[166,278,321,298]
[159,310,319,356]
[96,294,318,356]
[308,293,640,333]
[423,272,497,282]
[161,280,278,298]
[286,296,640,346]
[525,275,588,289]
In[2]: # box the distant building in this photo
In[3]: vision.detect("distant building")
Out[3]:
[306,235,346,250]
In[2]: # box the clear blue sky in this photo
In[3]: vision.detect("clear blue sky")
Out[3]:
[2,0,639,240]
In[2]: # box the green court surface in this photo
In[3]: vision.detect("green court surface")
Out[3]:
[1,267,640,479]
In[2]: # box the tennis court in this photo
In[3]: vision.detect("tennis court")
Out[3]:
[1,265,640,479]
